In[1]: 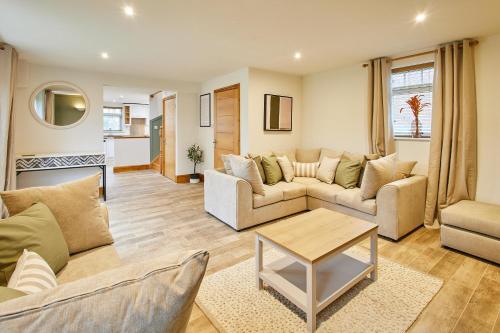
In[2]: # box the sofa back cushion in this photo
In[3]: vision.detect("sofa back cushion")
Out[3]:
[0,203,69,286]
[360,153,397,200]
[319,148,343,163]
[272,149,297,162]
[296,148,321,163]
[1,174,113,255]
[220,155,233,175]
[229,155,265,195]
[293,162,320,178]
[261,156,283,185]
[335,159,362,189]
[395,160,417,180]
[0,250,209,333]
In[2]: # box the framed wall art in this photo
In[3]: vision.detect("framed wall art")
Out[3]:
[200,93,211,127]
[264,94,292,131]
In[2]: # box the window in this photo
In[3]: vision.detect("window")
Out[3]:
[103,107,123,131]
[391,63,434,138]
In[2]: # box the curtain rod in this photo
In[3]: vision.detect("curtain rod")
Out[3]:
[362,40,478,67]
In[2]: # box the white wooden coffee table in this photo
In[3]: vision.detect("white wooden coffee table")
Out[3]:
[255,208,378,332]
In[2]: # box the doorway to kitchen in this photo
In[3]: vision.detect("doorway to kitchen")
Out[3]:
[102,86,171,175]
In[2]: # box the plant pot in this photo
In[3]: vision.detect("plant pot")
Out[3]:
[190,174,200,184]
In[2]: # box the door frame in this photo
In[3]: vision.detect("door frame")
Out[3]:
[162,94,176,180]
[213,83,240,168]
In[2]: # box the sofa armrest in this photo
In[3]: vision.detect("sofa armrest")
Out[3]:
[375,175,427,240]
[204,169,253,230]
[100,203,109,228]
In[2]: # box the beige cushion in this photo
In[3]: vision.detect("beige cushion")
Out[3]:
[293,162,320,178]
[248,155,266,183]
[0,250,209,333]
[1,174,113,255]
[229,155,265,195]
[306,183,345,204]
[272,149,296,162]
[358,154,380,187]
[296,148,321,162]
[56,245,122,284]
[292,177,321,185]
[8,250,57,295]
[395,160,418,180]
[336,188,377,215]
[276,156,294,183]
[441,200,500,238]
[319,148,343,162]
[360,153,397,200]
[316,157,340,184]
[253,185,283,208]
[220,155,233,175]
[273,182,306,200]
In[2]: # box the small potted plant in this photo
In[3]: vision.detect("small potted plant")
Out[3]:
[187,144,203,183]
[400,94,430,138]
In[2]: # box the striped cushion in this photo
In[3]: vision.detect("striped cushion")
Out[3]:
[293,162,320,178]
[7,250,57,294]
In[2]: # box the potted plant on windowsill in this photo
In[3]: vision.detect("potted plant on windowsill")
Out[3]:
[187,144,203,184]
[400,94,430,138]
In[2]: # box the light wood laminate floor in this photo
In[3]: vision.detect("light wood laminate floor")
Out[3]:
[106,170,499,333]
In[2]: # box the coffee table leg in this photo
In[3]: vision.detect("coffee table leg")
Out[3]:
[306,263,317,332]
[256,236,263,290]
[370,231,378,281]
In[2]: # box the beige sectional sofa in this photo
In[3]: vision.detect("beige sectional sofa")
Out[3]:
[204,149,428,240]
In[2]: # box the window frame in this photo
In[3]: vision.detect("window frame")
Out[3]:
[103,106,124,132]
[391,62,434,141]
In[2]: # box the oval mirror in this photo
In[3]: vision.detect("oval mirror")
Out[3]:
[29,81,89,129]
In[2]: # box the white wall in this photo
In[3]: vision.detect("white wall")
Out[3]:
[475,34,500,203]
[248,68,302,153]
[14,61,199,187]
[198,67,302,171]
[301,33,500,204]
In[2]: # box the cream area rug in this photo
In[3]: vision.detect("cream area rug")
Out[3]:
[196,247,442,333]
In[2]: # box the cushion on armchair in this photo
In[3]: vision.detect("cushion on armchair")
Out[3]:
[0,203,69,286]
[1,174,113,254]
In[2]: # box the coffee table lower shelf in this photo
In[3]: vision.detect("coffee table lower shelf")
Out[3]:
[259,253,374,313]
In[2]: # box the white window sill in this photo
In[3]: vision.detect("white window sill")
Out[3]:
[395,137,431,142]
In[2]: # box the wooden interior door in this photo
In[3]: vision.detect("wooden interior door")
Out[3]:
[214,84,240,169]
[163,95,176,181]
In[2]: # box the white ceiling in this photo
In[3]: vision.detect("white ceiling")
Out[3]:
[1,0,499,82]
[103,86,157,105]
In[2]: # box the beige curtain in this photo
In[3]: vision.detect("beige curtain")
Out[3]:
[0,44,18,218]
[424,40,477,227]
[44,90,55,124]
[367,57,395,156]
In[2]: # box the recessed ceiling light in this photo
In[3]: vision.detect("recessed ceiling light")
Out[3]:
[101,52,109,59]
[120,95,124,98]
[415,13,426,23]
[123,5,135,17]
[294,52,302,60]
[113,99,116,103]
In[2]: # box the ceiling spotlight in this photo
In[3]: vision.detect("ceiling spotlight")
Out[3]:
[101,52,109,59]
[415,13,426,23]
[120,95,124,98]
[294,52,302,60]
[123,5,135,17]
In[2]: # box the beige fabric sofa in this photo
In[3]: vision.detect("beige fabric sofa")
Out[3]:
[441,200,500,264]
[0,204,209,332]
[204,162,428,240]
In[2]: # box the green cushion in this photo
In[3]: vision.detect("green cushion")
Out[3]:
[0,286,26,303]
[261,155,283,185]
[252,156,266,183]
[0,202,69,286]
[335,158,362,189]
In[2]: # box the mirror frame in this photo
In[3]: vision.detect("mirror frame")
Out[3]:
[29,81,90,129]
